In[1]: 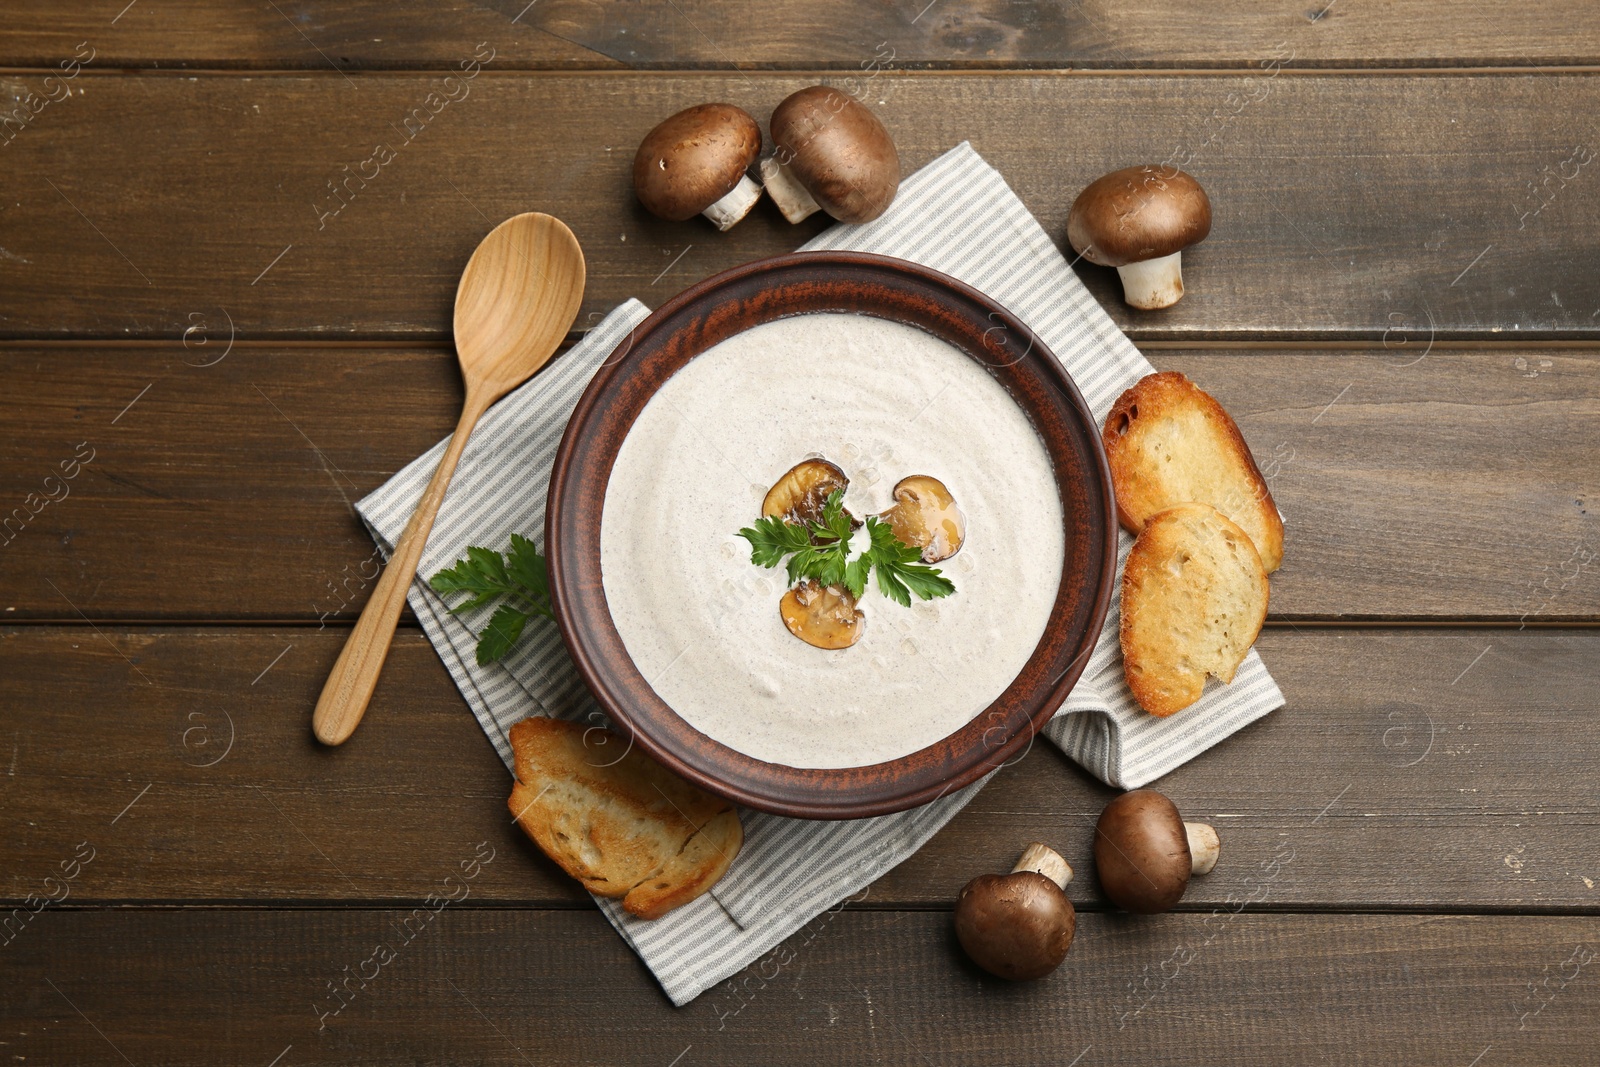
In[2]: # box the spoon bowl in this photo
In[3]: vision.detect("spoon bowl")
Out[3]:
[455,214,587,397]
[313,213,586,746]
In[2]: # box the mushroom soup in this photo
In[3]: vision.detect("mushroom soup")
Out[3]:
[600,312,1065,768]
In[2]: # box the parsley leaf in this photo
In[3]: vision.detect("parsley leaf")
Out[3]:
[785,542,829,586]
[738,515,814,568]
[430,546,509,611]
[800,488,856,587]
[863,516,956,607]
[811,489,855,545]
[475,603,530,665]
[843,553,873,600]
[429,535,553,665]
[506,533,549,601]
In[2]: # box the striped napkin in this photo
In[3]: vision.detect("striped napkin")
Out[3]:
[356,142,1283,1006]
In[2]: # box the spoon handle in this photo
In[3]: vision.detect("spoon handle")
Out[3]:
[313,393,490,745]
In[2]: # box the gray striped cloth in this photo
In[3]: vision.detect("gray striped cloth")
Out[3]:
[356,142,1283,1006]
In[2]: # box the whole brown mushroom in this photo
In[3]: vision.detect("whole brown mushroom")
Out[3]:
[763,86,900,225]
[953,842,1076,980]
[633,103,763,230]
[1093,789,1220,914]
[1066,165,1212,310]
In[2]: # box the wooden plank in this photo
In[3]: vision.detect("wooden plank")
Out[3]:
[2,344,1594,622]
[0,2,613,72]
[4,910,1597,1064]
[3,627,1596,909]
[9,1,1600,70]
[2,72,1598,341]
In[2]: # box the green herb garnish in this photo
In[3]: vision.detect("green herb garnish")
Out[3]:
[860,515,956,607]
[738,489,955,604]
[430,533,553,665]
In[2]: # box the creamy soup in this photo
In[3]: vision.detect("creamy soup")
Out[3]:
[600,313,1065,768]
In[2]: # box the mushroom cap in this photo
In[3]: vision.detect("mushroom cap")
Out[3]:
[1094,788,1192,913]
[880,475,964,563]
[954,871,1076,981]
[770,86,900,224]
[1066,165,1212,268]
[633,103,762,221]
[762,457,850,526]
[779,579,864,650]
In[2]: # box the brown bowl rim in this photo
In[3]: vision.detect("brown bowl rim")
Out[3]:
[546,250,1116,819]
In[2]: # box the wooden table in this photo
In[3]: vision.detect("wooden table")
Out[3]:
[4,4,1598,1063]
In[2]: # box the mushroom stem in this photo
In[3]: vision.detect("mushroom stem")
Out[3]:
[759,156,821,223]
[1115,251,1185,310]
[700,173,763,231]
[1012,842,1074,889]
[1184,822,1220,875]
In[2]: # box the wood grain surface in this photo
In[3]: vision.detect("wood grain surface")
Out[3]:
[5,910,1597,1065]
[8,1,1600,70]
[1,344,1593,622]
[3,627,1595,909]
[1,73,1597,341]
[5,9,1596,1059]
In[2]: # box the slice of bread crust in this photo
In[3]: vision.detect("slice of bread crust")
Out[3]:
[506,716,742,920]
[1121,502,1269,716]
[1103,371,1284,572]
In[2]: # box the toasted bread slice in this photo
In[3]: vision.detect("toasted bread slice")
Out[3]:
[506,716,742,920]
[1120,503,1269,716]
[1103,371,1284,572]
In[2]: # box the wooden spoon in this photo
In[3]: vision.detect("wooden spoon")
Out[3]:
[313,213,586,746]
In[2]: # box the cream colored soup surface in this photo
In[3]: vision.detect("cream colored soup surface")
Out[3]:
[600,312,1065,769]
